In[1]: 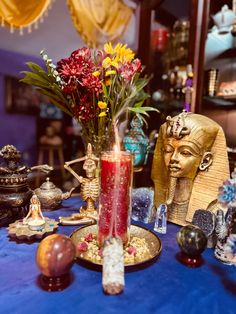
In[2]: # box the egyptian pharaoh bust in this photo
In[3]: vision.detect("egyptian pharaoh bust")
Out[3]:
[151,111,229,226]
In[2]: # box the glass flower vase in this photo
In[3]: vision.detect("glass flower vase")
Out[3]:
[83,132,114,157]
[98,151,133,246]
[91,134,112,157]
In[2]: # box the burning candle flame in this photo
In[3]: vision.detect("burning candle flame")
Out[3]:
[114,144,119,153]
[113,144,120,161]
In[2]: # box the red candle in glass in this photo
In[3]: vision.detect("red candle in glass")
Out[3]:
[98,151,133,246]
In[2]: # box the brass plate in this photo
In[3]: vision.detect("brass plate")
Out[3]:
[70,224,162,270]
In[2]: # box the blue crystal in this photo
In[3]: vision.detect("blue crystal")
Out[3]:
[154,204,167,234]
[131,188,154,223]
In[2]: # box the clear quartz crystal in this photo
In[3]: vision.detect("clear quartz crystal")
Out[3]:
[154,204,167,234]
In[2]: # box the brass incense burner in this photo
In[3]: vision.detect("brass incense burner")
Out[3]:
[0,145,52,225]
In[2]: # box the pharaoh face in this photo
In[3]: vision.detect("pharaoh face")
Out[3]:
[163,138,203,179]
[151,111,229,225]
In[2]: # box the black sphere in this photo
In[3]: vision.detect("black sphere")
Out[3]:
[176,225,207,256]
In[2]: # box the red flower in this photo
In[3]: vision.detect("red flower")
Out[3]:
[72,95,98,122]
[132,58,142,73]
[85,233,94,242]
[71,47,93,64]
[62,83,77,93]
[56,48,96,86]
[127,246,137,255]
[77,241,88,252]
[118,58,142,81]
[57,57,85,84]
[81,75,102,95]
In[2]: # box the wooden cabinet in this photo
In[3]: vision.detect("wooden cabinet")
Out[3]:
[137,0,236,148]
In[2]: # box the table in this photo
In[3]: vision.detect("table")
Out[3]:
[0,197,236,314]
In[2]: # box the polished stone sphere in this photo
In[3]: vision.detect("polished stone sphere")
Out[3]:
[176,225,207,256]
[36,234,76,277]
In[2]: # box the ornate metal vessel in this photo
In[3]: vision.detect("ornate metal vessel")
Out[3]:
[123,115,149,167]
[0,145,52,225]
[34,177,74,210]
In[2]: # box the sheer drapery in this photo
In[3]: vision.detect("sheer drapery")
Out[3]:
[0,0,52,33]
[0,0,133,46]
[0,0,133,47]
[67,0,133,47]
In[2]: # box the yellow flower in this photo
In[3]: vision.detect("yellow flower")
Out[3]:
[114,43,123,53]
[105,70,116,76]
[115,43,135,63]
[105,78,112,86]
[111,60,118,68]
[98,101,107,109]
[102,57,112,69]
[99,111,107,117]
[92,71,100,77]
[104,42,115,54]
[102,57,118,69]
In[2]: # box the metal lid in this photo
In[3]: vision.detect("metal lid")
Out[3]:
[40,177,56,190]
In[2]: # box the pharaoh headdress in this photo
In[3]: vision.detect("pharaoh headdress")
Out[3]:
[151,112,230,225]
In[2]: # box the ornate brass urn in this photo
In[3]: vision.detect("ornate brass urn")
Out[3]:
[0,145,52,225]
[34,178,74,210]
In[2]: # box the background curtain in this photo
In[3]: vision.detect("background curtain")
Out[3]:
[67,0,134,47]
[0,0,51,29]
[0,0,133,46]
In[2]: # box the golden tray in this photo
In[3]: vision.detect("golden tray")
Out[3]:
[70,224,162,270]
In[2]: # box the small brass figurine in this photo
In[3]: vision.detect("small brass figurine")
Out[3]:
[8,194,58,240]
[63,143,99,221]
[151,111,229,226]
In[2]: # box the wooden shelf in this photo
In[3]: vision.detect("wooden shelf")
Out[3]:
[202,96,236,108]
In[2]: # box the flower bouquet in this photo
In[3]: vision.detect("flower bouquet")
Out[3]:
[21,42,158,155]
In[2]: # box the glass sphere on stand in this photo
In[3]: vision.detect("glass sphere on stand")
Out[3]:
[176,225,207,267]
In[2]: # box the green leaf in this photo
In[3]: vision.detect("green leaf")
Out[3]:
[39,90,72,116]
[50,84,69,103]
[20,71,50,86]
[134,78,149,92]
[25,62,47,75]
[20,77,49,89]
[133,100,145,108]
[128,107,150,117]
[137,106,159,112]
[102,83,108,98]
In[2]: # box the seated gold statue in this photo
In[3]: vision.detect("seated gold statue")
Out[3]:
[23,194,45,224]
[151,111,229,226]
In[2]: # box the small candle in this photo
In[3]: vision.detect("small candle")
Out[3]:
[98,150,133,246]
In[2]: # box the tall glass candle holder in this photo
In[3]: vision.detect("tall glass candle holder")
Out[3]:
[98,151,133,246]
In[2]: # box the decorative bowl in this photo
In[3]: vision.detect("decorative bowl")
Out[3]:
[28,219,45,231]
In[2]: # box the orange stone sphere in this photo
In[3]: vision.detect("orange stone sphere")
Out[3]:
[36,234,76,277]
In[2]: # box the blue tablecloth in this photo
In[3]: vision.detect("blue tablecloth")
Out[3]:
[0,197,236,314]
